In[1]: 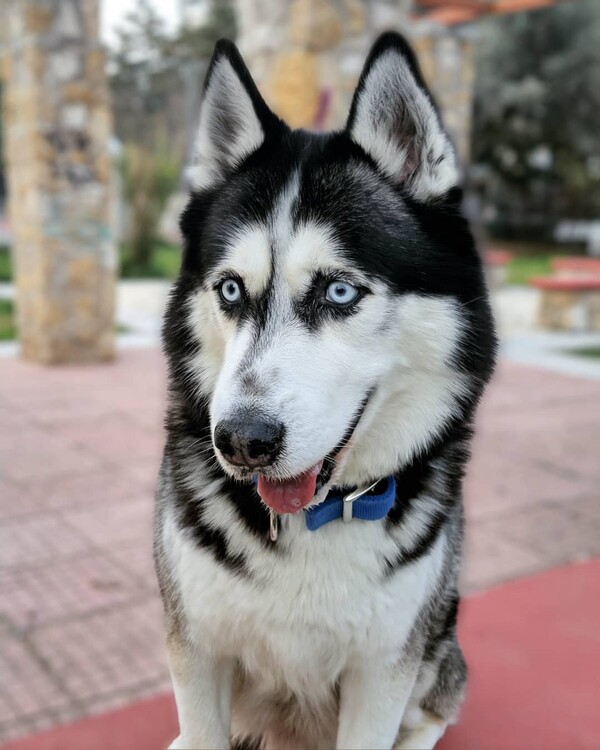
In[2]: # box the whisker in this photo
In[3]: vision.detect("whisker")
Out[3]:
[458,294,487,309]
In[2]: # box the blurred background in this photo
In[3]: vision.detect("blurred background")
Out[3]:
[0,1,599,749]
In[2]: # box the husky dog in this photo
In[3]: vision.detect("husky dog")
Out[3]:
[155,32,496,750]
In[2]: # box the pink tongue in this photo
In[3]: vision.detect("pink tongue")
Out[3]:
[257,462,323,514]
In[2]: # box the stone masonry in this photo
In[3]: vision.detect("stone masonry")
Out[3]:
[234,0,475,164]
[235,0,412,130]
[413,26,475,164]
[1,0,116,364]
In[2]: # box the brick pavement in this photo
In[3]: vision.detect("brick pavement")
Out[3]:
[0,348,599,743]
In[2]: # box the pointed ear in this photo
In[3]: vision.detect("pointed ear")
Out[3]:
[189,39,280,191]
[346,33,459,201]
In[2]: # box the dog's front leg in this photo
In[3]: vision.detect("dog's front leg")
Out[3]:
[336,655,419,750]
[167,634,234,750]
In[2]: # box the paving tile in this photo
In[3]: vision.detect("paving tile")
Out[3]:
[0,515,89,569]
[464,447,596,519]
[28,399,122,429]
[0,350,599,742]
[81,673,173,719]
[0,623,75,736]
[107,538,157,589]
[0,399,34,431]
[461,526,546,593]
[31,599,169,703]
[0,427,105,485]
[123,456,162,492]
[0,703,83,744]
[476,366,597,418]
[0,551,145,631]
[495,499,600,567]
[62,496,153,549]
[493,426,600,482]
[0,470,142,522]
[0,480,29,522]
[56,414,162,465]
[482,397,600,434]
[574,494,600,526]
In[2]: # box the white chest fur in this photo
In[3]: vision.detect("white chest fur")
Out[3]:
[165,509,445,703]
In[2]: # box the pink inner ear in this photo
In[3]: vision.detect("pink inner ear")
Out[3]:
[398,142,420,185]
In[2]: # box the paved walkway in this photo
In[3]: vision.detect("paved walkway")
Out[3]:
[1,349,599,743]
[7,557,600,750]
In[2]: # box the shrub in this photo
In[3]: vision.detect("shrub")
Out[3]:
[120,137,180,269]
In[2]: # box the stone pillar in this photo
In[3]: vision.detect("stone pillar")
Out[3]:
[235,0,412,130]
[234,1,474,165]
[1,0,116,364]
[413,25,474,163]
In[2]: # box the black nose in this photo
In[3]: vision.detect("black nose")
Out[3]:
[214,414,285,469]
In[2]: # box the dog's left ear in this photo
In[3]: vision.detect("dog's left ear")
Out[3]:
[346,32,459,202]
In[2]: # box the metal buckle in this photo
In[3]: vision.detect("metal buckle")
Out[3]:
[342,480,379,523]
[269,510,279,542]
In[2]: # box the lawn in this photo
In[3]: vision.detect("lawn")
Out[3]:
[565,346,600,359]
[506,254,553,285]
[0,240,586,288]
[0,246,11,282]
[0,243,181,283]
[489,240,585,286]
[0,299,16,341]
[120,242,181,279]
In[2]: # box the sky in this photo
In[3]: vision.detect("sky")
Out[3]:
[100,0,180,47]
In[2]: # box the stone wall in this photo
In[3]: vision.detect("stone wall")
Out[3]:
[413,24,474,164]
[235,0,412,130]
[234,0,474,164]
[1,0,116,364]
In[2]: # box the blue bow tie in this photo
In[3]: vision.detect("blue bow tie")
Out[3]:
[253,476,396,538]
[304,476,396,531]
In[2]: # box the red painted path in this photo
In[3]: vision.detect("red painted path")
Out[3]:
[6,556,600,750]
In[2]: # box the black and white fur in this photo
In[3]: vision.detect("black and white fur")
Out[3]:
[155,33,496,750]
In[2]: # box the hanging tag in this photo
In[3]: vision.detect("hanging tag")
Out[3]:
[269,510,279,542]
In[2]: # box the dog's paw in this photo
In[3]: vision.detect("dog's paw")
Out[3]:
[168,735,199,750]
[167,735,231,750]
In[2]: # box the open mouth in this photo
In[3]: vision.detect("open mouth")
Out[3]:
[254,390,373,515]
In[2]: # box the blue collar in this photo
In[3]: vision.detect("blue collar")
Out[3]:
[304,476,396,531]
[253,475,396,538]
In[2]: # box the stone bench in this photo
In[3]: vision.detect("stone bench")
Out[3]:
[551,257,600,277]
[530,275,600,330]
[484,249,514,287]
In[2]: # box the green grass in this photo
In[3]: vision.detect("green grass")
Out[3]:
[0,299,16,341]
[0,243,181,282]
[0,238,585,289]
[565,346,600,359]
[120,242,181,279]
[506,254,553,285]
[491,240,585,286]
[0,246,12,282]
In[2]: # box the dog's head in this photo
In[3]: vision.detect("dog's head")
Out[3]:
[164,33,496,514]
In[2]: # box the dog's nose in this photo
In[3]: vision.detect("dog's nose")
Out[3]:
[214,415,285,469]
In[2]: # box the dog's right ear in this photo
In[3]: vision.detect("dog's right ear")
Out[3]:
[189,40,280,191]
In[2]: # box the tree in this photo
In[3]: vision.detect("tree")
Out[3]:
[109,0,236,148]
[163,1,236,62]
[108,0,236,267]
[121,137,180,269]
[471,0,600,237]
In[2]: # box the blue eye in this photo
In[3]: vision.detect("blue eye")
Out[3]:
[325,281,360,306]
[220,278,242,304]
